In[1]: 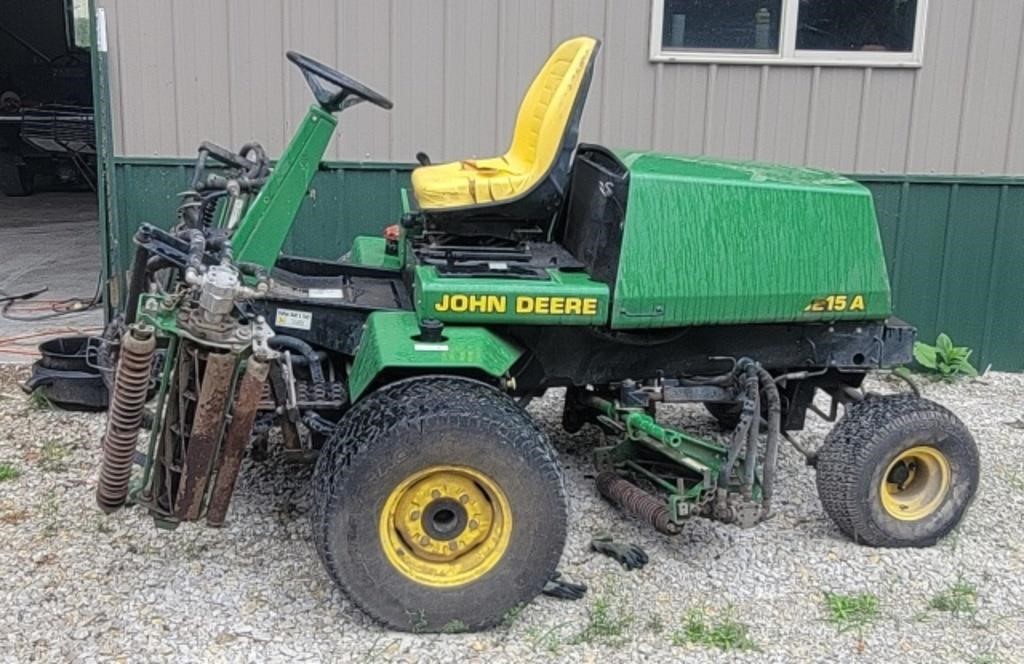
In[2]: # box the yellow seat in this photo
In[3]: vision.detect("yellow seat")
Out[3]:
[411,36,599,211]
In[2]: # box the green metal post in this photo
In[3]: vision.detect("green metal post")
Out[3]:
[88,0,119,320]
[232,105,339,269]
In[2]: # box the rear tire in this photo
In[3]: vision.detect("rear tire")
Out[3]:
[815,394,979,547]
[312,375,567,631]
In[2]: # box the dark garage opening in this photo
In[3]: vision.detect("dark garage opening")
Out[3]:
[0,0,102,360]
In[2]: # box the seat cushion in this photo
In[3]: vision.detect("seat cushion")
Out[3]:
[411,159,533,209]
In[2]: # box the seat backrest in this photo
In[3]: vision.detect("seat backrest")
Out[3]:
[506,37,598,190]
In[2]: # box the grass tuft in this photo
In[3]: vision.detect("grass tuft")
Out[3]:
[570,592,634,646]
[929,581,978,617]
[0,464,19,482]
[27,391,54,411]
[39,440,69,473]
[824,592,879,634]
[671,608,758,652]
[499,603,525,629]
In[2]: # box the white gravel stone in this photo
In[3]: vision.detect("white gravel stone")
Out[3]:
[1,364,1022,662]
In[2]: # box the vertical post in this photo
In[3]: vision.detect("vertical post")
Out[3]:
[88,0,120,321]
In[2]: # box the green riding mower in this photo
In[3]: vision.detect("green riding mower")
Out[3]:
[96,37,979,631]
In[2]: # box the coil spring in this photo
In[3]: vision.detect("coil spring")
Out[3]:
[596,471,681,535]
[96,325,156,513]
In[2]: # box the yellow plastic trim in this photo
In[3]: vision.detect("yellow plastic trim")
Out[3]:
[379,465,513,587]
[411,36,598,209]
[879,446,951,521]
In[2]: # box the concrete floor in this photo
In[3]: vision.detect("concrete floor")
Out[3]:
[0,191,104,362]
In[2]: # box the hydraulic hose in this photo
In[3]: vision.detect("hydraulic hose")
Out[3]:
[269,335,325,387]
[718,366,758,488]
[743,364,760,496]
[755,366,782,514]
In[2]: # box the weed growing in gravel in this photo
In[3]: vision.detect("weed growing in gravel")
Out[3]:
[405,610,429,634]
[527,622,570,654]
[0,464,19,482]
[570,592,634,646]
[39,489,60,537]
[1001,469,1024,493]
[824,592,879,635]
[929,580,978,617]
[671,608,758,652]
[27,391,54,411]
[92,515,114,534]
[39,440,69,473]
[499,603,525,629]
[912,333,979,381]
[646,614,665,635]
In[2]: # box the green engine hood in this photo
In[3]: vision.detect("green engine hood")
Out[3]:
[610,150,893,328]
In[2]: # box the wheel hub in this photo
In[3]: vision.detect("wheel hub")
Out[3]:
[880,446,951,521]
[380,466,512,587]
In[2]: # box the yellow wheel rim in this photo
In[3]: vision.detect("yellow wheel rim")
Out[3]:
[379,465,512,587]
[880,446,951,521]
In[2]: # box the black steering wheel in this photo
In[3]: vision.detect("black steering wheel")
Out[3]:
[286,51,393,112]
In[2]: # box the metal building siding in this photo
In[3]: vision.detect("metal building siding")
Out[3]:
[99,0,1024,176]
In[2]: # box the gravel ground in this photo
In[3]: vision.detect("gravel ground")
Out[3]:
[0,364,1021,663]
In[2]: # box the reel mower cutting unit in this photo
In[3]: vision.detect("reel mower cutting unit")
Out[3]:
[95,37,979,632]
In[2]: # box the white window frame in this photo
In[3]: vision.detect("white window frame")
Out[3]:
[650,0,928,68]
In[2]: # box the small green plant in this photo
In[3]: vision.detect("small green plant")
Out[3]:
[28,391,54,411]
[929,580,978,617]
[527,623,568,654]
[441,619,468,634]
[913,333,979,381]
[646,613,665,635]
[39,440,69,473]
[671,608,757,652]
[499,603,525,629]
[824,592,879,634]
[0,464,19,482]
[570,593,633,646]
[39,488,61,537]
[405,609,428,634]
[1002,469,1024,493]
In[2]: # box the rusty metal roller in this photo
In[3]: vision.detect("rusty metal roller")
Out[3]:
[96,324,156,513]
[206,357,270,527]
[596,471,681,535]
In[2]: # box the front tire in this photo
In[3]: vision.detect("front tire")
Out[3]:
[312,376,567,631]
[815,395,979,548]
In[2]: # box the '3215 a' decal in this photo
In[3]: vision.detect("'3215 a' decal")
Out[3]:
[804,294,866,313]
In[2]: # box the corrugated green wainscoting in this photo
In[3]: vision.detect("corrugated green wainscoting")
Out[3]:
[110,159,1024,371]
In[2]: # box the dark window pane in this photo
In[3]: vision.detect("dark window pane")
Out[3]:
[797,0,918,52]
[662,0,782,52]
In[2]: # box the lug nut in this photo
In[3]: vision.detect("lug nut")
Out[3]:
[431,490,441,499]
[468,520,478,530]
[448,541,458,551]
[459,494,469,504]
[410,511,420,520]
[420,536,430,546]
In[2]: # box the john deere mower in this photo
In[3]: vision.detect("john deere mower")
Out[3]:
[96,37,979,631]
